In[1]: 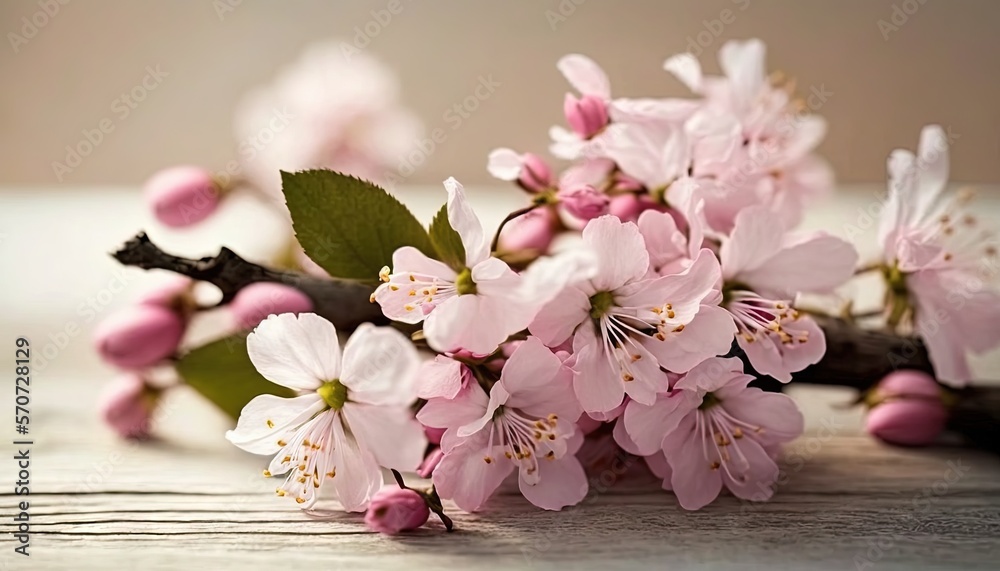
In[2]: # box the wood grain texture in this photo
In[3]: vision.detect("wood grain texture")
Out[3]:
[2,379,999,571]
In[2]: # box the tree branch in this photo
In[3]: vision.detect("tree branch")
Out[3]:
[112,232,385,330]
[116,233,940,389]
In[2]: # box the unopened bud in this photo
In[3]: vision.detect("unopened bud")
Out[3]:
[364,487,430,535]
[144,166,224,228]
[229,283,314,330]
[564,93,608,139]
[93,305,186,369]
[865,370,948,446]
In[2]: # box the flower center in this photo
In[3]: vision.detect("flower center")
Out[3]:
[317,380,348,410]
[483,408,563,477]
[455,268,477,295]
[699,392,721,410]
[589,290,615,319]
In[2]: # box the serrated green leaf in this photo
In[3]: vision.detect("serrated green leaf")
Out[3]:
[175,334,294,420]
[428,204,467,271]
[282,170,436,281]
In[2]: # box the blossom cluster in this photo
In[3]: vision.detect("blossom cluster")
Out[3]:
[103,38,1000,528]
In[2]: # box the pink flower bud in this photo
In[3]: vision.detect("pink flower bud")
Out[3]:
[229,283,314,330]
[417,448,444,478]
[558,184,610,221]
[564,93,608,139]
[609,193,663,223]
[498,207,558,253]
[100,374,159,439]
[865,370,948,446]
[364,488,430,535]
[144,166,223,228]
[93,305,186,369]
[518,153,553,193]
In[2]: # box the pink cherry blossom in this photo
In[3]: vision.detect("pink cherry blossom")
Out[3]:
[617,357,803,510]
[374,178,594,355]
[877,125,1000,385]
[234,43,421,195]
[663,39,832,231]
[531,215,734,413]
[418,337,587,511]
[226,313,426,511]
[720,205,857,382]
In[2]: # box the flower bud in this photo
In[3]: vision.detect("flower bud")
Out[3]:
[518,153,553,193]
[564,93,608,139]
[100,374,159,439]
[865,370,948,446]
[558,184,610,221]
[498,207,558,253]
[609,193,662,223]
[417,447,444,478]
[364,487,430,535]
[144,166,223,228]
[487,149,552,193]
[93,305,186,369]
[229,283,314,330]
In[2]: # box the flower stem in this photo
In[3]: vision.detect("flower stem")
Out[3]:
[490,204,541,254]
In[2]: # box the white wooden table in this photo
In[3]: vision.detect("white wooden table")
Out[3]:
[2,186,999,570]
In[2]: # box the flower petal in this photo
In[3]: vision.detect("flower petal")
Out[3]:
[623,391,698,456]
[340,323,419,406]
[557,54,611,99]
[529,285,591,347]
[416,356,467,400]
[500,337,581,421]
[720,436,780,503]
[433,431,515,512]
[914,125,950,223]
[247,313,341,390]
[341,402,427,471]
[330,416,382,512]
[226,394,325,455]
[417,382,490,432]
[663,52,703,93]
[666,415,723,510]
[519,456,589,510]
[739,232,858,297]
[445,177,489,267]
[582,215,650,292]
[720,205,785,280]
[718,389,804,447]
[486,147,523,181]
[424,294,509,356]
[572,327,627,413]
[641,304,737,374]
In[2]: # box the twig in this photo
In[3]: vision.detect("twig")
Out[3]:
[112,232,384,330]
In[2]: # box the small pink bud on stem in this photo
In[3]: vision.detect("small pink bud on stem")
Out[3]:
[229,282,314,330]
[557,184,610,221]
[865,370,950,446]
[365,470,454,534]
[93,305,186,369]
[144,166,225,228]
[564,93,608,139]
[100,374,161,439]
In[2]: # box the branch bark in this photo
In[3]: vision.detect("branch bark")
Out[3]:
[112,232,385,330]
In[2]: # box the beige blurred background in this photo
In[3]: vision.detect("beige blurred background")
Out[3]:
[1,0,999,187]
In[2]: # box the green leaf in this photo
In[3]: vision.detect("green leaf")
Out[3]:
[428,204,467,271]
[175,334,295,420]
[282,170,436,281]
